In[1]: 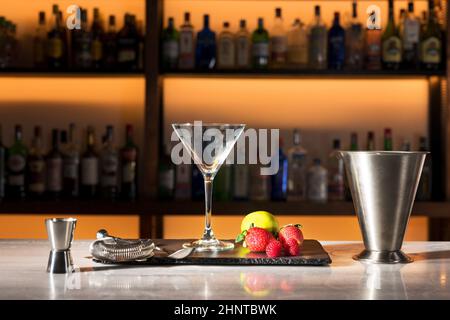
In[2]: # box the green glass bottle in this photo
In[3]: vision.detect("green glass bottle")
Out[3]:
[420,0,442,70]
[382,0,402,70]
[162,17,180,70]
[384,128,393,151]
[252,18,270,69]
[7,125,28,199]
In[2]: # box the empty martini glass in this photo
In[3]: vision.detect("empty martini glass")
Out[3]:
[172,122,245,251]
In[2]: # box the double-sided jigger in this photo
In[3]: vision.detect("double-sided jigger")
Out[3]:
[339,151,428,264]
[46,218,77,273]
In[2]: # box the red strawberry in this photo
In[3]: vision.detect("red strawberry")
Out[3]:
[241,227,273,252]
[265,239,283,258]
[286,238,300,256]
[278,224,304,248]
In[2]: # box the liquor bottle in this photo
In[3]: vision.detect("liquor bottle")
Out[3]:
[384,128,393,151]
[175,162,191,200]
[120,125,138,201]
[80,126,98,199]
[287,129,307,201]
[58,10,69,68]
[416,136,432,200]
[287,19,308,67]
[7,125,27,199]
[382,0,402,70]
[420,0,442,70]
[402,1,420,69]
[251,18,270,69]
[307,159,328,203]
[249,163,270,201]
[178,12,195,70]
[345,1,364,70]
[33,11,47,68]
[270,8,287,67]
[328,139,344,201]
[271,139,288,201]
[103,15,117,70]
[420,11,428,34]
[401,139,411,151]
[46,129,63,199]
[0,125,5,200]
[158,145,175,200]
[27,126,46,199]
[367,131,376,150]
[72,9,92,69]
[162,17,179,70]
[309,5,328,70]
[91,8,104,70]
[117,14,140,70]
[195,14,216,69]
[100,126,119,200]
[47,4,65,69]
[398,9,407,36]
[191,165,204,200]
[328,12,346,70]
[217,21,235,69]
[214,163,232,201]
[236,19,250,69]
[366,27,381,70]
[344,132,358,201]
[62,123,80,198]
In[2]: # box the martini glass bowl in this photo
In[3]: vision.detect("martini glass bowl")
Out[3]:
[172,122,245,251]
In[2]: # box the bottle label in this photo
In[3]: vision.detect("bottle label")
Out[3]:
[101,155,119,187]
[252,42,269,58]
[309,27,327,65]
[28,159,45,192]
[421,37,441,63]
[63,158,79,179]
[47,38,63,59]
[307,169,327,201]
[8,155,26,173]
[382,36,402,62]
[47,158,62,191]
[271,36,287,61]
[403,20,420,49]
[163,40,179,59]
[159,169,174,191]
[218,38,235,67]
[118,49,136,63]
[81,158,98,185]
[122,162,136,183]
[179,32,194,54]
[236,36,249,66]
[92,39,103,61]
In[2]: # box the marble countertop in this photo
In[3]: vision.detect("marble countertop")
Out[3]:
[0,240,449,300]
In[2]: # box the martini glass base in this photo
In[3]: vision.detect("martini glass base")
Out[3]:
[182,239,235,252]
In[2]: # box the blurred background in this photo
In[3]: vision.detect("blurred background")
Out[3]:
[0,0,447,241]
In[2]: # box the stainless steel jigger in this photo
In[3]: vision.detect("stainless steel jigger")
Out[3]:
[339,151,427,264]
[45,218,77,273]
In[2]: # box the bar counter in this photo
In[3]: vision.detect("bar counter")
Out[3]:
[1,240,449,300]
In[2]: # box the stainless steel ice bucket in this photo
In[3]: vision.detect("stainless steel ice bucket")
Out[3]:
[339,151,427,263]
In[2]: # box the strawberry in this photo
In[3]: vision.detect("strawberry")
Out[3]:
[285,238,300,256]
[265,239,283,258]
[236,226,273,252]
[278,224,304,249]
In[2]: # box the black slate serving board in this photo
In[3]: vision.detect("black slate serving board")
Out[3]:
[93,239,332,266]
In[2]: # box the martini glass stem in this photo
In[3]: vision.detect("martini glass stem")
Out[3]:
[202,176,214,241]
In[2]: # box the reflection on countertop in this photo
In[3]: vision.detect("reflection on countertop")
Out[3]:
[0,240,449,299]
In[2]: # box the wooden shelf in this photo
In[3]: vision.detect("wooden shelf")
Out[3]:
[0,69,144,78]
[163,69,446,79]
[0,200,448,217]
